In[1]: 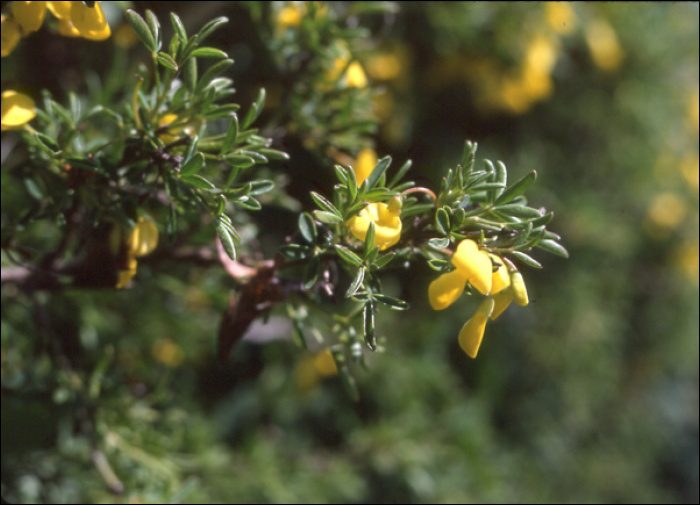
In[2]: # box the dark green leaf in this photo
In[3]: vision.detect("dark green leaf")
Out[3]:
[221,114,238,155]
[189,47,228,59]
[373,294,409,310]
[241,88,266,130]
[496,170,537,205]
[366,155,392,189]
[170,13,187,45]
[195,59,234,94]
[156,52,178,71]
[436,207,451,235]
[168,33,180,60]
[216,223,236,260]
[257,148,289,161]
[310,192,341,217]
[181,173,215,189]
[247,180,274,196]
[429,238,450,249]
[279,244,313,260]
[364,222,376,254]
[223,153,255,169]
[335,245,363,267]
[23,178,44,200]
[346,268,365,298]
[363,300,376,350]
[179,152,204,176]
[194,16,229,45]
[314,211,344,224]
[303,255,320,289]
[511,251,542,269]
[66,158,101,172]
[536,239,569,258]
[373,252,395,269]
[299,213,317,243]
[388,159,412,188]
[35,132,59,152]
[126,9,156,52]
[495,205,543,219]
[428,259,449,271]
[145,10,161,51]
[183,57,197,93]
[236,197,262,210]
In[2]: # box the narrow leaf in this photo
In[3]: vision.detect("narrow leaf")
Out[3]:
[346,268,365,298]
[126,9,156,52]
[496,170,537,205]
[511,251,542,269]
[335,245,363,267]
[179,152,204,176]
[536,239,569,258]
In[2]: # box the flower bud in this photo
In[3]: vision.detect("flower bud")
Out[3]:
[510,271,529,306]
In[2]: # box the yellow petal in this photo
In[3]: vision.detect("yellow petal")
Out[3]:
[458,297,494,358]
[313,349,338,376]
[1,90,36,130]
[585,19,624,72]
[57,17,80,37]
[277,5,302,29]
[353,147,377,185]
[490,288,513,320]
[428,269,468,310]
[128,217,159,257]
[12,1,47,33]
[47,1,72,20]
[346,202,402,250]
[1,15,22,57]
[70,1,110,41]
[489,254,511,294]
[510,271,529,306]
[451,240,493,295]
[346,61,367,88]
[116,258,138,289]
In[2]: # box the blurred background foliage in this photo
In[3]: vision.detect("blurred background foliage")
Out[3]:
[2,1,698,503]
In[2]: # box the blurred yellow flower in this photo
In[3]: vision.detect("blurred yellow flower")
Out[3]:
[113,23,138,49]
[327,43,367,89]
[1,90,36,131]
[458,296,495,358]
[680,155,699,193]
[353,147,377,185]
[645,192,688,238]
[70,1,110,41]
[674,241,699,283]
[585,19,624,72]
[152,338,185,367]
[1,15,22,56]
[346,199,402,250]
[366,53,403,81]
[158,113,202,144]
[544,2,576,35]
[688,89,699,132]
[295,349,338,393]
[277,5,302,29]
[12,1,47,33]
[112,217,159,288]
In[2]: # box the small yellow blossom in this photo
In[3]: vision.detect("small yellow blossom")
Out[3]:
[113,22,138,49]
[327,43,367,89]
[645,192,688,238]
[1,15,22,57]
[510,271,529,307]
[152,338,185,367]
[545,2,576,35]
[585,19,624,72]
[450,239,493,295]
[295,349,338,393]
[70,1,110,41]
[158,113,202,144]
[112,217,159,288]
[429,269,468,311]
[1,90,36,131]
[12,1,47,33]
[277,5,302,29]
[458,296,495,358]
[346,199,402,250]
[353,147,377,185]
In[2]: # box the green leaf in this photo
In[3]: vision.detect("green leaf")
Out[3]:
[303,255,320,289]
[216,222,236,260]
[195,58,234,94]
[346,268,365,298]
[373,252,395,269]
[184,135,199,163]
[460,140,477,176]
[189,47,228,59]
[23,178,45,200]
[470,182,507,191]
[156,52,178,71]
[221,114,239,155]
[363,300,376,350]
[35,132,59,152]
[314,211,344,224]
[429,238,450,249]
[536,239,569,258]
[496,170,537,205]
[364,222,376,254]
[247,180,275,196]
[436,207,451,235]
[428,259,449,271]
[388,159,412,188]
[331,348,359,402]
[194,16,229,45]
[279,244,313,260]
[181,174,215,189]
[223,153,255,169]
[257,148,290,161]
[145,10,161,51]
[180,152,204,176]
[170,13,187,45]
[66,157,101,172]
[366,155,392,190]
[236,197,262,210]
[126,10,157,52]
[374,294,409,310]
[334,164,349,185]
[299,213,317,243]
[495,205,543,219]
[241,88,266,130]
[183,57,197,93]
[310,192,342,217]
[335,245,363,267]
[168,33,180,59]
[511,251,542,269]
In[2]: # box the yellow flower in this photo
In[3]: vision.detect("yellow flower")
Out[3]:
[11,1,47,33]
[510,271,529,307]
[116,257,138,289]
[152,338,185,367]
[1,15,22,57]
[429,269,468,310]
[490,288,513,320]
[585,19,624,72]
[544,2,576,35]
[353,147,377,185]
[450,239,493,295]
[158,113,202,144]
[346,199,402,251]
[70,1,110,41]
[277,5,302,29]
[326,43,367,89]
[1,90,36,131]
[295,349,338,393]
[458,296,495,358]
[345,61,367,88]
[112,217,159,288]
